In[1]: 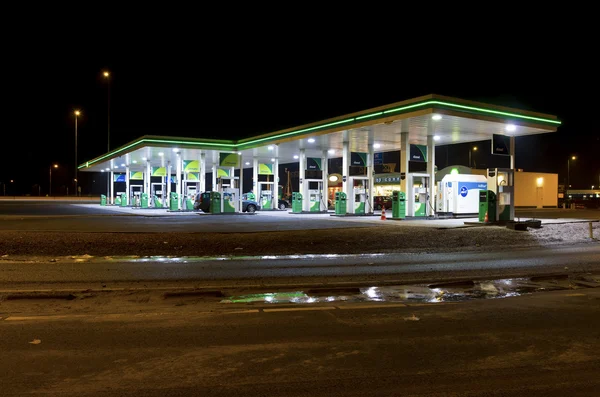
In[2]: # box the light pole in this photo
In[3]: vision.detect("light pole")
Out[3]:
[103,71,110,151]
[567,155,576,202]
[49,164,58,196]
[469,146,478,168]
[74,110,80,196]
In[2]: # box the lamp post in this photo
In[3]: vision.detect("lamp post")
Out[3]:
[469,146,478,168]
[567,155,576,202]
[49,164,58,196]
[74,110,80,196]
[103,71,110,151]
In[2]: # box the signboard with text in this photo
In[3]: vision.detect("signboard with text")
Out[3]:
[492,134,510,156]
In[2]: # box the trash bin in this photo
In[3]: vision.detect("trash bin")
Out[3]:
[335,192,347,215]
[100,194,107,206]
[210,191,221,214]
[292,192,303,213]
[169,192,179,211]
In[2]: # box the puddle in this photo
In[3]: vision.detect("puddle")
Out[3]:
[220,275,600,305]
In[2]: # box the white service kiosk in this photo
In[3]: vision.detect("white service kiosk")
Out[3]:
[436,173,488,217]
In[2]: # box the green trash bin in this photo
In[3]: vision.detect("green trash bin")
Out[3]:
[335,192,347,215]
[391,191,406,219]
[169,192,179,211]
[140,192,149,208]
[210,191,221,214]
[100,194,107,206]
[292,192,303,213]
[120,193,127,207]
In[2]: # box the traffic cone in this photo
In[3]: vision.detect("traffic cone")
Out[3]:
[484,210,489,223]
[381,206,386,221]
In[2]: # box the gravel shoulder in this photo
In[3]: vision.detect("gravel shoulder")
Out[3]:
[1,222,598,258]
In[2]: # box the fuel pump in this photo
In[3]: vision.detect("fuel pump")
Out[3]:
[302,180,325,212]
[486,168,514,221]
[349,177,368,215]
[151,182,164,207]
[130,185,142,207]
[258,182,274,210]
[219,175,240,213]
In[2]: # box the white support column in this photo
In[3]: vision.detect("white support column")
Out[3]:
[110,171,114,204]
[342,131,350,214]
[145,161,151,196]
[212,165,217,191]
[176,156,182,209]
[368,141,374,214]
[166,161,172,204]
[199,152,206,193]
[273,145,279,210]
[299,148,306,211]
[252,157,258,200]
[510,136,515,169]
[427,134,436,216]
[321,150,328,211]
[239,153,244,212]
[125,166,130,205]
[400,131,410,217]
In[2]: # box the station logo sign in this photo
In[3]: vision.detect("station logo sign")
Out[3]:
[151,167,167,177]
[183,160,200,173]
[259,163,274,175]
[492,134,510,156]
[217,168,231,178]
[186,173,199,181]
[409,145,427,162]
[130,171,143,180]
[219,152,240,168]
[307,158,322,170]
[374,152,383,165]
[113,173,126,182]
[351,152,367,167]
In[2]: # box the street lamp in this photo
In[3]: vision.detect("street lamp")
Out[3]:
[567,155,576,200]
[469,146,478,168]
[103,70,110,151]
[74,110,80,196]
[49,164,58,196]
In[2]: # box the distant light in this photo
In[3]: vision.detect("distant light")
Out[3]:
[103,71,110,78]
[121,163,125,167]
[373,143,381,149]
[105,168,110,171]
[158,152,164,156]
[172,148,179,153]
[267,145,274,150]
[571,156,576,160]
[237,152,242,155]
[271,158,275,162]
[245,162,250,166]
[473,146,478,151]
[293,155,299,159]
[329,175,339,182]
[505,124,516,132]
[450,168,459,175]
[113,165,118,168]
[328,149,335,154]
[432,114,442,121]
[141,157,147,161]
[433,135,441,141]
[132,160,137,164]
[53,164,58,168]
[307,138,315,143]
[101,170,104,172]
[74,110,81,116]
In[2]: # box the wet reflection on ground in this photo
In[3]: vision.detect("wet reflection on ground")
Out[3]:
[221,274,600,305]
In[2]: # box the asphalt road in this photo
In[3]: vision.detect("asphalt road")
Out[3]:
[1,288,599,396]
[2,244,600,290]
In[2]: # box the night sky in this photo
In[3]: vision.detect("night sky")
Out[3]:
[3,30,599,195]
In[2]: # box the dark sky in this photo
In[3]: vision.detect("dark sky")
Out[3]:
[2,24,599,195]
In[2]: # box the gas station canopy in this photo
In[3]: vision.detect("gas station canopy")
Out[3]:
[79,94,560,173]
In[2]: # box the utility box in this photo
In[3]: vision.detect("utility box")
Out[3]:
[292,192,303,213]
[169,192,179,211]
[140,192,149,208]
[210,191,221,214]
[479,190,496,222]
[100,195,107,206]
[120,193,127,207]
[392,191,406,219]
[335,192,347,215]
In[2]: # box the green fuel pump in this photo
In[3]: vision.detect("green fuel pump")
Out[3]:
[335,192,347,215]
[120,193,127,207]
[169,192,179,211]
[392,191,406,219]
[140,192,149,209]
[292,192,303,213]
[100,195,107,206]
[479,190,496,222]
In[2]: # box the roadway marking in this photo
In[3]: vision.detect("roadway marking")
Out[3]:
[263,306,337,313]
[4,314,93,321]
[565,293,587,297]
[337,303,407,310]
[222,309,260,314]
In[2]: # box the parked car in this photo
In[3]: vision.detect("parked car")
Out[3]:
[374,195,392,210]
[242,193,289,210]
[194,192,260,213]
